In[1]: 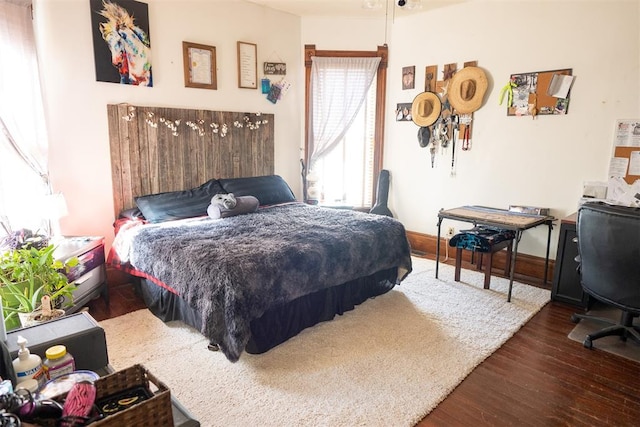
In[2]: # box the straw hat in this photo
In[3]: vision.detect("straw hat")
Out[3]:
[447,67,488,114]
[411,92,442,127]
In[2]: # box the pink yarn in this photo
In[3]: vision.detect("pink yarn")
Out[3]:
[62,381,96,421]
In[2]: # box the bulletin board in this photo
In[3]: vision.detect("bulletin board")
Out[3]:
[611,119,640,184]
[507,68,573,116]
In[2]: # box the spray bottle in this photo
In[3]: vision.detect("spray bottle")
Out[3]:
[12,335,42,384]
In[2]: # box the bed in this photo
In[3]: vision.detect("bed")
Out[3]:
[108,174,412,362]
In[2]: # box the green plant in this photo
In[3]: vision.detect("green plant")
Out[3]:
[0,244,78,326]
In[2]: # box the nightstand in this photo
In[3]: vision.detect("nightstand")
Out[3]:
[53,236,109,313]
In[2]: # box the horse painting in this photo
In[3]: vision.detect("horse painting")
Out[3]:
[96,0,152,86]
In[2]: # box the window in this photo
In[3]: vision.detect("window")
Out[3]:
[304,45,387,209]
[0,2,51,238]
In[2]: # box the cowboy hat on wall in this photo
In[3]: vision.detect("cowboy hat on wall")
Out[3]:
[447,66,488,114]
[411,91,442,127]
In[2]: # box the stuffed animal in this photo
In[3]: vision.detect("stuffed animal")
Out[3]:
[212,193,237,210]
[207,193,259,219]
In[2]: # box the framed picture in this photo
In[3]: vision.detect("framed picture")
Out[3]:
[395,103,412,121]
[402,66,415,90]
[90,0,152,86]
[183,41,217,89]
[237,41,257,89]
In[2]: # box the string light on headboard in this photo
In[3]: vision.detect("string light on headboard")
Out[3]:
[144,111,158,128]
[186,119,206,137]
[119,104,266,138]
[159,117,180,136]
[234,114,269,130]
[122,105,136,121]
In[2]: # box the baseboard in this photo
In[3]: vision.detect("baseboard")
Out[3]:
[406,230,555,287]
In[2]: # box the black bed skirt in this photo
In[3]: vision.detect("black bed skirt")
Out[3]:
[137,267,398,355]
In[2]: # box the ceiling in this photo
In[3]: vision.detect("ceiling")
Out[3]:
[245,0,464,18]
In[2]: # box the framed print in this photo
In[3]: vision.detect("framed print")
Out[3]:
[402,66,415,90]
[237,41,257,89]
[183,41,217,89]
[90,0,153,86]
[395,103,412,121]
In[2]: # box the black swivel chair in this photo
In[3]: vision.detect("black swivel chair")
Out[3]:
[570,202,640,349]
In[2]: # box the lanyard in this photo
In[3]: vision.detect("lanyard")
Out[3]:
[450,115,459,175]
[460,114,472,151]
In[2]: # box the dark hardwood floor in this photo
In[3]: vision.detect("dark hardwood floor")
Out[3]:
[86,264,640,426]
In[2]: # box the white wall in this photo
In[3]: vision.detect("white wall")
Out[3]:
[32,0,302,249]
[304,0,640,258]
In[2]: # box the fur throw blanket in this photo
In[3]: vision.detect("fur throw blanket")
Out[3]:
[113,203,413,361]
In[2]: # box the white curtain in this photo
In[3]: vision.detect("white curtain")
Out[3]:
[0,0,50,235]
[308,56,381,169]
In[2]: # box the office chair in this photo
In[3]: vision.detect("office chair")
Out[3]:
[570,202,640,349]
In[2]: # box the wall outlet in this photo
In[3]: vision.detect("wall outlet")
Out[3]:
[446,226,455,238]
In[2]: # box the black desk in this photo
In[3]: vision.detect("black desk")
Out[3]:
[436,206,555,302]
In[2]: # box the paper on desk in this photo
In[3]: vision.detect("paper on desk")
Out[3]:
[605,177,640,207]
[583,181,607,199]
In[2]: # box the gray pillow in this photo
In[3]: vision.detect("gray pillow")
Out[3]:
[218,175,296,206]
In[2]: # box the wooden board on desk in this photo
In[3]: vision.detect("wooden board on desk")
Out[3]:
[440,206,548,228]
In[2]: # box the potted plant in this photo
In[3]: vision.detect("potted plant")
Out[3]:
[0,241,78,329]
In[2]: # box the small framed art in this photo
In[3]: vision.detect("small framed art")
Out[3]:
[183,41,217,89]
[402,66,415,90]
[237,41,257,89]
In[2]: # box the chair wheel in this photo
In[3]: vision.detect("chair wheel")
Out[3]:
[571,314,580,323]
[583,337,593,349]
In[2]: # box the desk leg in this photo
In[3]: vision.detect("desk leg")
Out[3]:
[543,221,552,285]
[507,231,521,302]
[435,217,443,279]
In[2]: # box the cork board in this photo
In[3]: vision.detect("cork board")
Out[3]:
[507,68,572,116]
[611,119,640,184]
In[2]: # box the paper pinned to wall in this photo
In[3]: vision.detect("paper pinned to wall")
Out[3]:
[609,157,629,178]
[547,74,575,98]
[614,119,640,147]
[628,151,640,175]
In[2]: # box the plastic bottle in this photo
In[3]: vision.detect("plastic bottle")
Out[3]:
[43,345,75,381]
[15,378,39,394]
[12,336,43,384]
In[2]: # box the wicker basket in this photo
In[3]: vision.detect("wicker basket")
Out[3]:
[88,364,173,426]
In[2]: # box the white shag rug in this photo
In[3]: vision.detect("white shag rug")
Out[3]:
[99,257,550,427]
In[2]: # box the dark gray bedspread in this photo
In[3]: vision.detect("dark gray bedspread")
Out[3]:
[116,203,412,361]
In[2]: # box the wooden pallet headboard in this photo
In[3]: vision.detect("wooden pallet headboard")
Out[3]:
[107,103,274,216]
